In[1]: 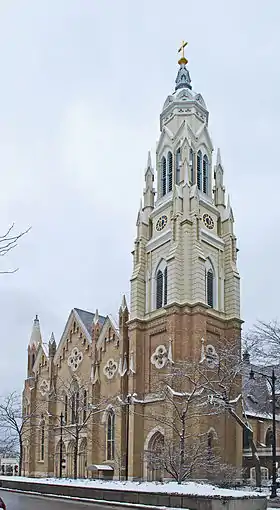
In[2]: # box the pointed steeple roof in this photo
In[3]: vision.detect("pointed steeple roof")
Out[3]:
[49,332,56,346]
[147,151,152,172]
[136,199,143,226]
[216,148,222,167]
[121,294,128,311]
[93,309,99,325]
[29,314,42,348]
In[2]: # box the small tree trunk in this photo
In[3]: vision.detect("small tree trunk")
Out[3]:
[19,437,23,477]
[249,434,261,488]
[73,427,79,480]
[179,413,186,485]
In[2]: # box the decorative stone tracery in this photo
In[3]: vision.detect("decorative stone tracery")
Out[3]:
[103,358,118,379]
[151,345,168,369]
[67,347,83,372]
[39,379,49,396]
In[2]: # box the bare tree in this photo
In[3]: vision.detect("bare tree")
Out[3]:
[245,320,280,363]
[54,376,109,479]
[142,362,216,484]
[197,338,262,488]
[0,224,30,274]
[0,391,43,475]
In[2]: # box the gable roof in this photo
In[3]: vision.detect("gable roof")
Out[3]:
[74,308,106,336]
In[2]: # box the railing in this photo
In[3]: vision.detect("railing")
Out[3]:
[243,447,280,457]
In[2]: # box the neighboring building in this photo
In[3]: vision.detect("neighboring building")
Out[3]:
[22,47,242,479]
[1,457,19,476]
[242,354,280,483]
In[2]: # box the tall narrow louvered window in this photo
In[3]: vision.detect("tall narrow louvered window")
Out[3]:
[83,390,87,422]
[40,421,45,461]
[190,148,194,184]
[203,155,209,194]
[161,157,166,196]
[164,266,168,305]
[156,270,163,309]
[167,151,173,192]
[71,394,75,424]
[176,148,181,184]
[206,269,214,308]
[197,151,202,190]
[107,412,115,460]
[64,395,68,424]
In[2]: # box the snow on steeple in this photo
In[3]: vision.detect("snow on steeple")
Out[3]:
[29,314,42,348]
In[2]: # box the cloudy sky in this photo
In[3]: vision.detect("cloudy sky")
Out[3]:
[0,0,278,393]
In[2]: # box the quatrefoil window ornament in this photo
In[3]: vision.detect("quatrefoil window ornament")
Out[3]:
[39,379,49,396]
[151,345,168,370]
[67,347,83,372]
[103,358,118,380]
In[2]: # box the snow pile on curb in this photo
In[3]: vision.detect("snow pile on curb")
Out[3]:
[0,476,265,499]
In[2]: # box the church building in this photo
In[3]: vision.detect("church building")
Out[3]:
[22,45,242,480]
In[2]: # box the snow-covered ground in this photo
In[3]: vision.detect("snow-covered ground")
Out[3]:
[0,476,266,499]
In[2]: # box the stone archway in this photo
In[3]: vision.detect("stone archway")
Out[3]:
[144,427,165,481]
[67,440,75,478]
[79,438,87,478]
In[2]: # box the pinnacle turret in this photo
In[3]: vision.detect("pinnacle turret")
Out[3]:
[143,151,155,212]
[48,332,56,357]
[214,148,225,208]
[29,314,42,348]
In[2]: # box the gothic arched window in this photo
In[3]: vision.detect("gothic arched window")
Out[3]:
[167,151,173,192]
[83,390,87,422]
[107,411,115,460]
[156,263,168,309]
[161,157,166,197]
[164,266,168,306]
[156,270,163,309]
[189,148,194,185]
[206,269,214,308]
[203,154,209,194]
[197,150,202,190]
[40,418,45,461]
[64,394,68,424]
[175,148,181,184]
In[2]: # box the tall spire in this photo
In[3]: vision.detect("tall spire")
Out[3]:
[175,40,192,91]
[29,314,42,348]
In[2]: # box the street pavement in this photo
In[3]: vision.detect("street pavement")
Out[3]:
[0,490,123,509]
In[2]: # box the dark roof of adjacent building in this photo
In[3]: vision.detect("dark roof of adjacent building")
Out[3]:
[74,308,106,336]
[243,360,280,419]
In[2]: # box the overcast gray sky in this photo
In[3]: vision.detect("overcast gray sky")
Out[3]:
[0,0,278,393]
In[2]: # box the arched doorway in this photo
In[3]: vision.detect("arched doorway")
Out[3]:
[79,438,87,478]
[55,440,66,477]
[145,430,165,481]
[67,440,75,478]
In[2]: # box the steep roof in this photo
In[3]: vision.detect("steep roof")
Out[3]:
[74,308,106,336]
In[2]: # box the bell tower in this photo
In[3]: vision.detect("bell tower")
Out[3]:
[130,42,240,321]
[127,43,242,479]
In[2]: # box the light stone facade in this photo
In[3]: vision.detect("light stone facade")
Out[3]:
[22,53,243,480]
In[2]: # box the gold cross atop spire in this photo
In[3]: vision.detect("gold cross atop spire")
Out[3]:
[178,40,188,65]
